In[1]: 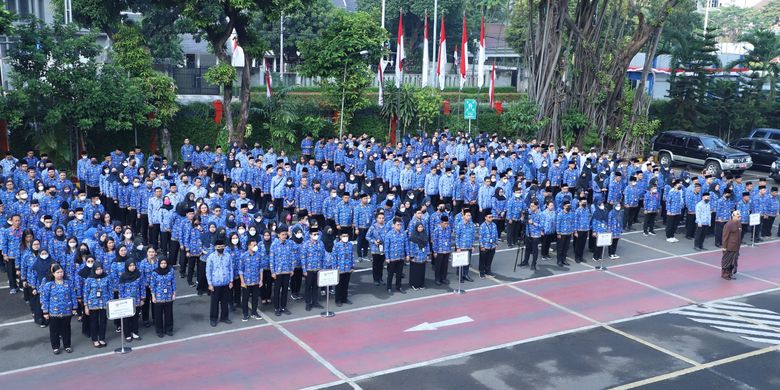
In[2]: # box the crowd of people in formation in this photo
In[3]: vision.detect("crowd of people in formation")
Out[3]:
[1,129,779,354]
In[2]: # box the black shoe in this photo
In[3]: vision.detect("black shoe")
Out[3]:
[305,305,312,311]
[700,247,707,251]
[519,262,528,267]
[143,321,151,328]
[563,261,571,266]
[530,266,537,271]
[313,303,324,309]
[464,275,473,282]
[53,349,61,355]
[396,288,406,294]
[374,281,381,286]
[282,308,292,315]
[387,289,394,295]
[157,333,165,338]
[336,301,343,307]
[442,279,450,284]
[275,310,281,317]
[479,273,485,278]
[189,283,196,288]
[221,319,232,325]
[197,291,204,296]
[291,294,303,301]
[434,281,442,286]
[166,331,173,336]
[242,316,249,322]
[210,321,218,327]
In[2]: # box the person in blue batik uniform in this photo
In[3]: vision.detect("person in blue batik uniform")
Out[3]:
[40,264,77,354]
[478,212,498,277]
[408,222,429,290]
[332,231,354,306]
[608,203,624,260]
[83,262,110,347]
[151,257,176,338]
[118,259,144,342]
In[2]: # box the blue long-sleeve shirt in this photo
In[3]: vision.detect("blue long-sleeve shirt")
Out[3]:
[384,229,407,261]
[206,252,233,287]
[41,279,78,316]
[431,225,453,253]
[270,239,294,274]
[479,221,498,249]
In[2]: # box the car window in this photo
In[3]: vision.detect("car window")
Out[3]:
[687,138,703,149]
[770,133,780,141]
[701,137,727,149]
[656,134,672,144]
[754,141,769,152]
[753,131,767,138]
[735,139,752,148]
[770,143,780,153]
[671,136,686,147]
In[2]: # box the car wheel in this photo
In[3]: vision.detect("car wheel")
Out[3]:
[658,152,671,166]
[705,160,721,176]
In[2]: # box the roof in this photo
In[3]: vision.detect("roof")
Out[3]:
[180,34,211,56]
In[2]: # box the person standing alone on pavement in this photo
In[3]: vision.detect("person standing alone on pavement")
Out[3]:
[721,211,742,280]
[206,240,234,326]
[694,192,711,251]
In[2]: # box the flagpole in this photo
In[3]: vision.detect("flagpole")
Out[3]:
[432,0,438,84]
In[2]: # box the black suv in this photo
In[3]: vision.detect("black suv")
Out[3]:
[650,131,752,175]
[728,138,780,171]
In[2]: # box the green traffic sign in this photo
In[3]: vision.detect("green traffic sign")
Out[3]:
[464,99,477,120]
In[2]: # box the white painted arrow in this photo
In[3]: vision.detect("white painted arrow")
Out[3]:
[404,316,474,332]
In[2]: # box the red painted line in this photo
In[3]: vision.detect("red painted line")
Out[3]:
[3,326,338,389]
[611,257,776,302]
[518,270,690,322]
[283,285,591,377]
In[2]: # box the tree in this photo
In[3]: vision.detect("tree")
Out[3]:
[381,85,418,133]
[0,21,149,167]
[501,96,548,139]
[415,87,443,133]
[508,0,683,151]
[667,27,720,132]
[728,29,780,100]
[299,10,386,132]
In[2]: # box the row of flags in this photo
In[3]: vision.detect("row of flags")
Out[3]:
[379,12,496,108]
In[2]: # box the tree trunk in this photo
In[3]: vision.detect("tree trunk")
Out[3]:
[232,59,252,144]
[160,127,173,161]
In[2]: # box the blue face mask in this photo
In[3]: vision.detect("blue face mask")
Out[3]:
[268,206,274,211]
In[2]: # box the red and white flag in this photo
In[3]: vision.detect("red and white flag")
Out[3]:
[394,11,405,88]
[459,14,468,91]
[477,15,486,89]
[489,64,496,108]
[421,12,429,87]
[436,15,447,91]
[264,58,272,99]
[377,59,385,106]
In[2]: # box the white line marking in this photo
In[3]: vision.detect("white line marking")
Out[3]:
[707,303,779,314]
[711,326,780,338]
[713,300,755,307]
[684,318,776,330]
[741,336,780,344]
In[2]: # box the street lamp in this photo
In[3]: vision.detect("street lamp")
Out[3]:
[339,50,370,138]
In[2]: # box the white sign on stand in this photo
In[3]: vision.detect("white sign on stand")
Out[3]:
[318,269,339,287]
[596,233,613,247]
[749,213,761,226]
[107,298,135,320]
[107,298,135,354]
[452,251,470,267]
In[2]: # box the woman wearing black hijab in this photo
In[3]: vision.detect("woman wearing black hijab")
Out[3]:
[408,222,429,290]
[119,259,144,342]
[259,230,274,304]
[151,258,176,338]
[84,262,111,348]
[76,256,95,337]
[591,200,610,264]
[29,249,55,327]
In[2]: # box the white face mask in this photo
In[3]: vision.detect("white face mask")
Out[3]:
[514,193,521,198]
[31,206,39,212]
[231,238,239,245]
[238,228,246,235]
[124,233,133,239]
[95,200,101,205]
[40,254,49,260]
[330,193,337,198]
[295,232,303,239]
[136,244,144,250]
[20,194,28,200]
[79,195,87,201]
[68,242,77,248]
[75,214,83,220]
[133,182,140,187]
[312,234,319,240]
[387,195,395,200]
[341,236,349,243]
